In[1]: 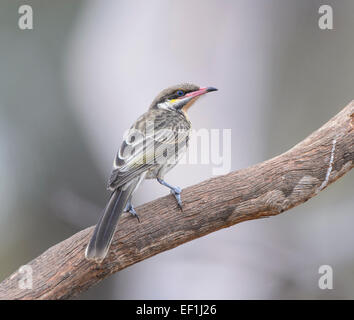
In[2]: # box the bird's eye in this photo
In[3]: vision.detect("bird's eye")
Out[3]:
[176,90,184,97]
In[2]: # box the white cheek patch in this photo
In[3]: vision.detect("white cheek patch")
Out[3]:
[157,101,171,110]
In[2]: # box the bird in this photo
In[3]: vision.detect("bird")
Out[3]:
[85,83,218,262]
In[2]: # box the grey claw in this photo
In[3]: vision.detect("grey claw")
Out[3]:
[156,178,183,211]
[124,203,140,222]
[130,208,140,223]
[170,187,183,210]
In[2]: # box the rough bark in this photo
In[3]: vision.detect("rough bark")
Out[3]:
[0,101,353,300]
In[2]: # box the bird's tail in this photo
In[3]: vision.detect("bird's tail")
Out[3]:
[85,186,132,262]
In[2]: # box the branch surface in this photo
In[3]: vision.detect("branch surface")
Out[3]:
[0,101,353,300]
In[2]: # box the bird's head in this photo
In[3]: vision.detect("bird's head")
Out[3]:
[150,83,218,114]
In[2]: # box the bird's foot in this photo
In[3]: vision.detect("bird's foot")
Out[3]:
[170,186,183,211]
[124,202,140,222]
[157,178,183,211]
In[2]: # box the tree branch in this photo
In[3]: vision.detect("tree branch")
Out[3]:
[1,101,353,300]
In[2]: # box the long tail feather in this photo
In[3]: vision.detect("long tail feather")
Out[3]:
[85,187,132,262]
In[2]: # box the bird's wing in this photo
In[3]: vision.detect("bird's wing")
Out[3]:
[108,113,190,190]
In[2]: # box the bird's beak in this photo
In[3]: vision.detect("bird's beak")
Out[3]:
[185,87,218,98]
[174,86,218,110]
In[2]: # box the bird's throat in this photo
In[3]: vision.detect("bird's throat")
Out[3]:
[181,97,199,117]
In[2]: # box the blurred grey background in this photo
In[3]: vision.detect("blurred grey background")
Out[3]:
[0,0,353,299]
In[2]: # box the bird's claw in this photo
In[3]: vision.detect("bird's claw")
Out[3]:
[156,178,183,211]
[170,187,183,210]
[124,203,140,222]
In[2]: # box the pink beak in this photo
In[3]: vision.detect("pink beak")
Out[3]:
[185,86,218,98]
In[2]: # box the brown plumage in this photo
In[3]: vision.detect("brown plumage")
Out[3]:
[85,83,217,262]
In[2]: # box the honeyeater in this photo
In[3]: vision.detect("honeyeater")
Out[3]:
[85,83,218,262]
